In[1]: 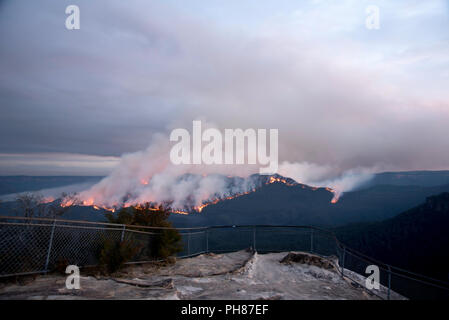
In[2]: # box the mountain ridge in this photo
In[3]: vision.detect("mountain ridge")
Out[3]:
[334,192,449,282]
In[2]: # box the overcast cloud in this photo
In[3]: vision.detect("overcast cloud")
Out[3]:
[0,0,448,175]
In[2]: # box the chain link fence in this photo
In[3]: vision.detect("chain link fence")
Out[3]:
[1,216,448,299]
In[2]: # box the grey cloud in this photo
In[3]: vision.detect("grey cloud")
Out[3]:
[0,0,448,175]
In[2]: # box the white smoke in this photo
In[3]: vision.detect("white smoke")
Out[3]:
[68,133,261,210]
[65,129,375,210]
[278,162,376,202]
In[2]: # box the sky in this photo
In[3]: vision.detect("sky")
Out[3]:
[0,0,448,176]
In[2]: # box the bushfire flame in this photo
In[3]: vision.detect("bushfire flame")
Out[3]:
[58,174,340,214]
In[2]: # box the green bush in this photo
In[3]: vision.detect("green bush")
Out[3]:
[98,239,140,274]
[106,203,183,260]
[151,228,183,259]
[54,258,70,275]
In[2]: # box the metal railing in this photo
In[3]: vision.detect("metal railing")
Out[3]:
[1,216,448,299]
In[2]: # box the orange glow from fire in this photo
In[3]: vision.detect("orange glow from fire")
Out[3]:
[192,189,256,213]
[40,197,55,204]
[59,175,340,214]
[324,187,340,204]
[170,210,189,215]
[268,176,296,186]
[61,199,74,207]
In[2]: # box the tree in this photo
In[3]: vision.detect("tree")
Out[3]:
[15,193,67,219]
[106,203,183,259]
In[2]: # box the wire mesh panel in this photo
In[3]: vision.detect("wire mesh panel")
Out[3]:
[1,217,449,299]
[208,226,254,253]
[48,224,123,268]
[337,247,386,299]
[0,221,52,275]
[255,227,311,253]
[178,230,206,258]
[124,229,157,262]
[335,245,449,300]
[389,270,449,300]
[311,229,338,257]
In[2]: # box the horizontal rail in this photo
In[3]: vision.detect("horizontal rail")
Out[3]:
[1,215,448,294]
[0,215,208,230]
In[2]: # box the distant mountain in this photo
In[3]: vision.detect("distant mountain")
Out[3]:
[0,199,108,222]
[359,170,449,189]
[330,183,449,222]
[334,193,449,282]
[170,181,449,228]
[3,172,449,229]
[0,176,103,196]
[171,181,335,226]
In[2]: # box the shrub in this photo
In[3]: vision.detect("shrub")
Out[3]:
[106,203,183,260]
[54,258,70,275]
[98,239,140,274]
[151,228,183,259]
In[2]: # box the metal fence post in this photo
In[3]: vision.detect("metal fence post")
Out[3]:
[187,232,191,256]
[341,246,346,278]
[310,229,314,253]
[120,225,126,242]
[253,226,257,252]
[206,229,209,253]
[387,266,392,300]
[44,219,56,273]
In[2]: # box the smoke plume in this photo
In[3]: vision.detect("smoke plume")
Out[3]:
[64,129,375,212]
